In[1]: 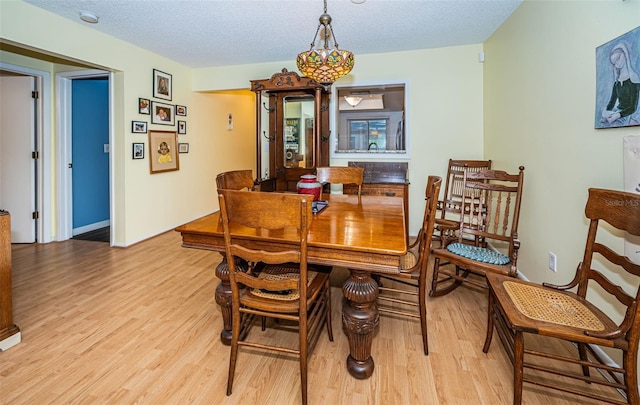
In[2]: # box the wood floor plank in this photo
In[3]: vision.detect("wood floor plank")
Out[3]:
[0,231,626,404]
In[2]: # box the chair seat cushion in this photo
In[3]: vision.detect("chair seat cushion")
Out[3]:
[446,243,510,265]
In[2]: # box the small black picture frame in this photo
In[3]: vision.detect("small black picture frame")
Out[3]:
[153,69,172,101]
[178,143,189,153]
[176,105,187,116]
[132,143,144,159]
[139,98,150,114]
[132,121,147,133]
[178,120,187,134]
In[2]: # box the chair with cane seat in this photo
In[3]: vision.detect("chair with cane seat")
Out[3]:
[483,188,640,405]
[430,166,524,297]
[374,175,442,355]
[219,189,333,405]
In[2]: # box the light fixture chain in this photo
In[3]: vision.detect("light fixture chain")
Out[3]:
[328,23,339,49]
[310,23,322,49]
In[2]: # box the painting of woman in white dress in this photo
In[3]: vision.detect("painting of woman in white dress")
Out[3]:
[596,26,640,129]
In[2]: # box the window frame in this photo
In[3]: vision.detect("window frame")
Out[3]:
[330,80,410,160]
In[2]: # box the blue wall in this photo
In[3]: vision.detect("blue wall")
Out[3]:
[72,78,109,229]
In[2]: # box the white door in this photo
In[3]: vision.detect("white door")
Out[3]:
[0,76,36,243]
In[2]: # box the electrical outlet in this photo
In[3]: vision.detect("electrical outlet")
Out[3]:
[548,252,557,272]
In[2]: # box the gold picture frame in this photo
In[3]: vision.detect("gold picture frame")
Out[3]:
[148,130,179,174]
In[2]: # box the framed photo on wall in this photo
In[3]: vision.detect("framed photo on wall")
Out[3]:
[153,69,172,101]
[151,101,175,126]
[132,121,147,133]
[148,130,179,174]
[595,26,640,129]
[139,98,150,114]
[176,105,187,116]
[178,143,189,153]
[178,120,186,134]
[132,143,144,159]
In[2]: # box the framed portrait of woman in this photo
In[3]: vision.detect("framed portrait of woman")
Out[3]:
[595,26,640,129]
[153,69,172,101]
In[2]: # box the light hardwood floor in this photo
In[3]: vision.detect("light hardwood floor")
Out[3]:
[1,231,624,404]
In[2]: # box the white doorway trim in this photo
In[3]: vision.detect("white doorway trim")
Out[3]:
[0,62,51,243]
[55,69,114,244]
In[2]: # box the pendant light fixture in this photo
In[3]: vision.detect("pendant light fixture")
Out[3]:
[296,0,355,85]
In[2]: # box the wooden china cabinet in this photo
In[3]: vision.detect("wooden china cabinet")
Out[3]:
[250,68,330,192]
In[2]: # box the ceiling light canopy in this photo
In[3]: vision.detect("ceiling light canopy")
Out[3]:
[296,0,355,85]
[79,11,99,24]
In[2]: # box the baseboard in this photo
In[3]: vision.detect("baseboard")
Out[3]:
[0,331,21,351]
[72,219,110,236]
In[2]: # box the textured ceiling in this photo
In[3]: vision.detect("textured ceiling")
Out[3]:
[22,0,522,69]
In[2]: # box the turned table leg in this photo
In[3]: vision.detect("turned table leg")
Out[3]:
[214,254,232,345]
[214,254,248,346]
[342,269,380,379]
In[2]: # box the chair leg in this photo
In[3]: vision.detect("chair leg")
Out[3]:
[418,267,429,355]
[430,258,464,297]
[227,310,241,396]
[483,289,495,353]
[325,280,334,342]
[429,257,442,297]
[624,348,639,404]
[577,343,591,378]
[299,320,309,405]
[513,331,524,405]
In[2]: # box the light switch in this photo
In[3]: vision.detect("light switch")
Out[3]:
[104,144,110,153]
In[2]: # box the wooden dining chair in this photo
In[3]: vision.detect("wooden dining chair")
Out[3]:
[216,169,257,273]
[435,159,492,248]
[374,175,442,355]
[215,169,255,191]
[429,166,524,297]
[218,189,333,405]
[315,166,364,197]
[483,188,640,405]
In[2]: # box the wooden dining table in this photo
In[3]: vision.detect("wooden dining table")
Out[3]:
[175,193,407,379]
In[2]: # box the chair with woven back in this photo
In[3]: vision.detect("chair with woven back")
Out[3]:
[434,159,492,248]
[215,169,255,191]
[483,188,640,405]
[429,166,525,297]
[374,175,442,355]
[218,189,333,405]
[315,166,364,197]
